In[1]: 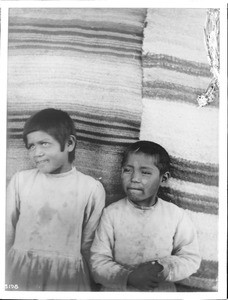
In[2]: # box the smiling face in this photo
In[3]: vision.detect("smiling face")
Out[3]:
[121,152,164,207]
[27,130,72,174]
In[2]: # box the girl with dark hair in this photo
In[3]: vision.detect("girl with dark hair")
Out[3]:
[6,108,105,291]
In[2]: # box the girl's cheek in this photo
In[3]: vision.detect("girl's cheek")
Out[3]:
[28,152,34,159]
[122,176,129,186]
[141,178,148,185]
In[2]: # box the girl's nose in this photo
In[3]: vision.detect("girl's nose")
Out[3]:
[131,171,141,182]
[33,146,44,157]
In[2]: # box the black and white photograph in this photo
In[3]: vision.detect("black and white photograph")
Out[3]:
[0,1,227,299]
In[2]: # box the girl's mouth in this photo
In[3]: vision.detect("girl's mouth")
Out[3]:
[36,159,48,166]
[128,187,143,193]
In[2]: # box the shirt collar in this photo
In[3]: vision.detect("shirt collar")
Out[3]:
[127,197,159,210]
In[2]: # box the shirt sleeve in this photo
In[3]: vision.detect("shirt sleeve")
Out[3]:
[90,208,131,290]
[158,209,201,282]
[81,180,106,264]
[6,173,20,254]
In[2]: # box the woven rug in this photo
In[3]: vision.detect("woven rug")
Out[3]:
[141,8,219,291]
[7,8,146,205]
[7,7,219,292]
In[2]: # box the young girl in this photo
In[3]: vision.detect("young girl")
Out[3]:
[90,140,201,291]
[6,108,105,291]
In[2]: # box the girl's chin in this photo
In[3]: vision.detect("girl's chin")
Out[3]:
[127,189,143,197]
[37,165,54,174]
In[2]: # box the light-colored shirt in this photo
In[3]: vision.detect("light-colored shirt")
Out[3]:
[90,197,201,291]
[6,167,105,291]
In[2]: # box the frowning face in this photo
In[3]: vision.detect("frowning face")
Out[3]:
[26,131,72,174]
[121,152,164,207]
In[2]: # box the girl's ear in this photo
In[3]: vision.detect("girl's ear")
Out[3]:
[67,135,76,152]
[160,171,171,185]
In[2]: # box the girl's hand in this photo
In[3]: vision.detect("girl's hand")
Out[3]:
[127,261,164,290]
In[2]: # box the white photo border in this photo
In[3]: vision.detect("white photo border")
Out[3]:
[0,1,227,299]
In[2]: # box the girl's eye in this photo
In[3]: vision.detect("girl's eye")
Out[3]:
[28,144,35,151]
[42,142,49,147]
[123,168,132,173]
[142,171,151,175]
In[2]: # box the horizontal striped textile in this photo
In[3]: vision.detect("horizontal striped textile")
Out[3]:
[141,8,219,291]
[7,8,146,205]
[6,7,219,293]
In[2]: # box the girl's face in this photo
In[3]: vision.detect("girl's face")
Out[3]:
[26,130,72,174]
[121,152,164,207]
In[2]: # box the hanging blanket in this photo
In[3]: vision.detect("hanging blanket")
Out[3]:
[7,7,218,292]
[141,8,219,291]
[7,8,146,205]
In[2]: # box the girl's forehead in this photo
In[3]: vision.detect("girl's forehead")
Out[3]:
[126,152,158,165]
[27,130,54,141]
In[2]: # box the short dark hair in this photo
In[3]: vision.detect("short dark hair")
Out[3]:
[121,140,170,175]
[23,108,77,163]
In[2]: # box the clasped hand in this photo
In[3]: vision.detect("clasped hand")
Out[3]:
[127,261,164,291]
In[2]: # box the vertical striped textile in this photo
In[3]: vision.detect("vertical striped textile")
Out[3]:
[7,8,146,205]
[6,7,219,292]
[141,8,219,291]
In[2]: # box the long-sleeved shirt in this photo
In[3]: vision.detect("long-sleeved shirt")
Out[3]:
[90,197,201,291]
[6,167,105,291]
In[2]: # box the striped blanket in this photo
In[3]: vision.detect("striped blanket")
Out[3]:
[141,8,218,291]
[7,8,146,204]
[7,8,218,292]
